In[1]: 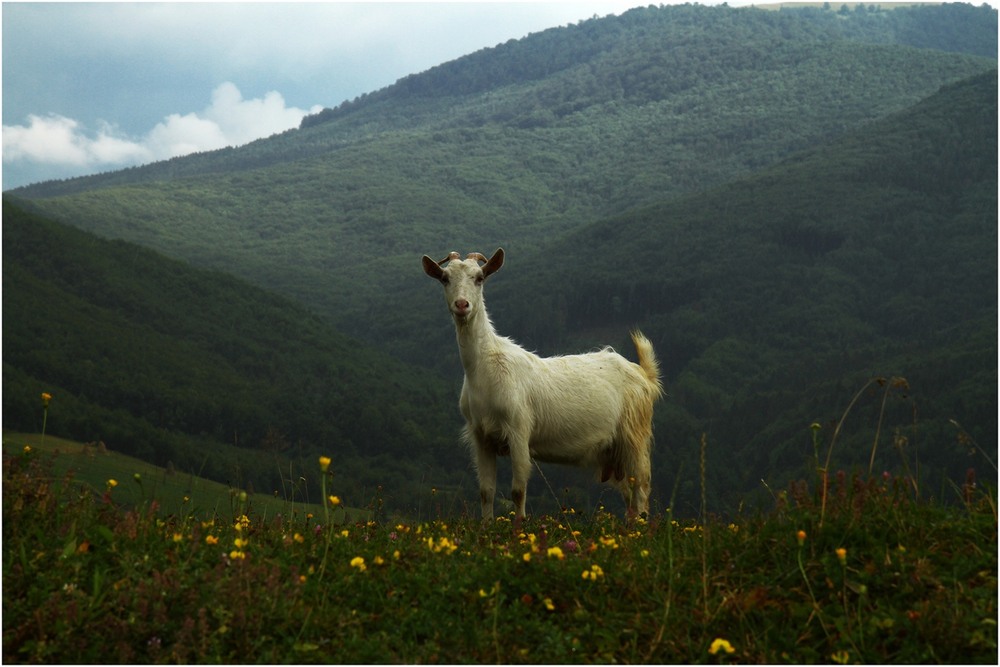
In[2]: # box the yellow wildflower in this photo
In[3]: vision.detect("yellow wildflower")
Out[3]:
[23,445,31,454]
[523,552,532,562]
[205,535,219,545]
[350,556,366,572]
[172,533,184,543]
[836,548,847,565]
[293,533,305,544]
[796,530,807,546]
[546,546,565,560]
[543,598,555,611]
[41,392,52,407]
[318,455,331,472]
[708,638,735,655]
[329,495,341,507]
[107,479,118,488]
[831,649,849,664]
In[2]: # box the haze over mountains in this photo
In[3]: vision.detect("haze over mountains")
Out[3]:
[4,2,996,515]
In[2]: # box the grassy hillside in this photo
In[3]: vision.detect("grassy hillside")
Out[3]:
[9,4,995,363]
[4,443,996,662]
[1,432,368,522]
[2,199,469,514]
[496,70,997,511]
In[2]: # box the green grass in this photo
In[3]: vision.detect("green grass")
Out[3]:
[1,432,366,523]
[3,439,996,663]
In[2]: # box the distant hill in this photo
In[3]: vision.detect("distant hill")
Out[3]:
[2,199,468,513]
[495,70,997,510]
[9,4,995,367]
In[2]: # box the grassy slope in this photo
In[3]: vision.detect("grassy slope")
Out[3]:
[3,443,996,663]
[1,432,364,522]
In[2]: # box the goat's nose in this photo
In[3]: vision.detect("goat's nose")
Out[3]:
[454,299,470,313]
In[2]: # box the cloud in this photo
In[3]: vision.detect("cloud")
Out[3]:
[2,82,321,173]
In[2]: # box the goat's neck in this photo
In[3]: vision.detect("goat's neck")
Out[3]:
[455,307,500,376]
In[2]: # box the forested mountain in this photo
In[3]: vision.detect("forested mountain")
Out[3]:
[9,4,995,364]
[497,70,997,510]
[2,199,468,512]
[3,3,996,515]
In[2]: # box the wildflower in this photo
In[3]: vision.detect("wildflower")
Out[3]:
[393,550,401,560]
[329,495,341,507]
[233,537,248,550]
[133,473,142,483]
[543,598,555,611]
[172,533,184,543]
[546,546,565,560]
[318,455,331,472]
[831,649,850,664]
[205,535,219,545]
[107,479,118,488]
[582,564,604,581]
[41,392,52,407]
[373,556,385,566]
[23,445,32,454]
[229,549,247,560]
[293,533,305,544]
[234,515,250,532]
[708,638,735,655]
[523,552,532,563]
[350,556,366,572]
[796,530,807,547]
[640,549,650,558]
[810,422,821,431]
[836,548,847,565]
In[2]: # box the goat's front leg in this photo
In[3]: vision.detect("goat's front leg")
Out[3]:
[473,437,497,521]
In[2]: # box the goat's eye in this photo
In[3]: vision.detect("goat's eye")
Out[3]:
[441,275,450,285]
[475,274,485,285]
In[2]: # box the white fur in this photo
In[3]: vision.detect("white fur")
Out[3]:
[422,248,663,519]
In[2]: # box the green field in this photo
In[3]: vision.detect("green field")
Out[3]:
[3,439,995,663]
[1,432,364,523]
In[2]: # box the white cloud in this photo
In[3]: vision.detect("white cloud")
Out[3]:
[2,82,321,173]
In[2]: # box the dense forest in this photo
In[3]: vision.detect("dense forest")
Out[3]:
[2,200,470,512]
[4,2,996,516]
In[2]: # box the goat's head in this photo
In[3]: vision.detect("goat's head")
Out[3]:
[421,248,504,322]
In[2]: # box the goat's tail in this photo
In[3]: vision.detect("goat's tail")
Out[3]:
[630,330,663,399]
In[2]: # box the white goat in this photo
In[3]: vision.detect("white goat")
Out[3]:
[422,248,663,519]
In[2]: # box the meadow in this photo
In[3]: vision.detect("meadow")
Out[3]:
[3,424,996,663]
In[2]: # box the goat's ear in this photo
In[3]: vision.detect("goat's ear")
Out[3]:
[483,248,504,279]
[422,255,444,281]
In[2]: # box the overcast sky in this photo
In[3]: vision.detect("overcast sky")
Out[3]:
[2,1,995,190]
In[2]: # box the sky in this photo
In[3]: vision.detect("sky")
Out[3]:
[2,1,996,190]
